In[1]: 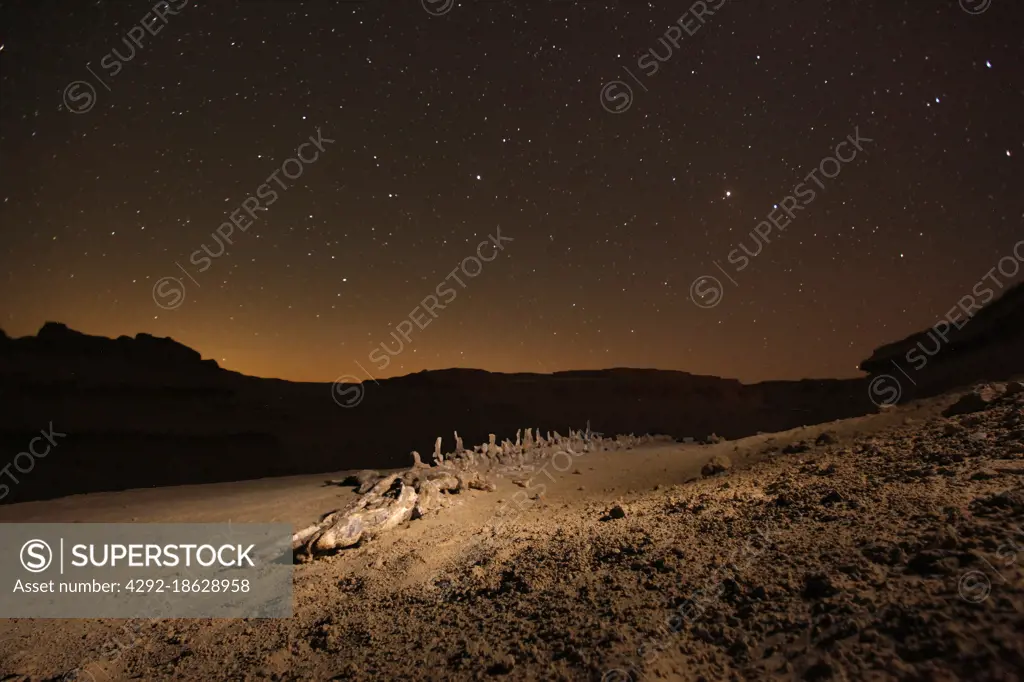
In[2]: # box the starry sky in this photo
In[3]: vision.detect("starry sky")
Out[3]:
[0,0,1020,384]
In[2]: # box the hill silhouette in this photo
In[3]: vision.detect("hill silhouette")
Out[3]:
[2,281,1021,504]
[859,280,1024,398]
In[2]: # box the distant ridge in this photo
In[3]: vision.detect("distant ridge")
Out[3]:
[858,281,1024,395]
[0,322,221,386]
[1,279,1020,506]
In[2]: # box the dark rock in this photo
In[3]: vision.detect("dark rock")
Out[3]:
[907,549,958,575]
[860,540,909,565]
[608,505,626,519]
[782,442,811,455]
[815,431,838,446]
[802,574,839,599]
[820,490,845,506]
[803,658,836,681]
[727,637,750,661]
[943,386,1003,417]
[973,490,1024,511]
[701,454,732,477]
[485,655,515,675]
[932,525,961,550]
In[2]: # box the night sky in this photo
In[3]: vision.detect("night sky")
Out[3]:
[0,0,1020,384]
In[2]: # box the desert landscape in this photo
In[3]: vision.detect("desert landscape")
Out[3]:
[2,0,1022,679]
[0,377,1022,680]
[3,277,1023,506]
[1,281,1023,680]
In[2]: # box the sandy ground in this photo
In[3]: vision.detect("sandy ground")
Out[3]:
[1,385,1022,681]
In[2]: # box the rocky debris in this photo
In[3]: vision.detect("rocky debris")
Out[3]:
[706,433,725,444]
[906,549,959,575]
[16,381,1024,681]
[861,541,906,566]
[943,383,1006,416]
[973,489,1024,512]
[943,422,965,436]
[815,431,838,446]
[782,441,811,455]
[411,450,429,469]
[803,658,837,682]
[820,490,844,505]
[802,573,839,599]
[701,454,733,477]
[606,504,626,520]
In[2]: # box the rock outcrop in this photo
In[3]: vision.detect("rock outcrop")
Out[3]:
[859,281,1024,401]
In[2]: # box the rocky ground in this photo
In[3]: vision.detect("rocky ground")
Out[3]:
[1,381,1022,681]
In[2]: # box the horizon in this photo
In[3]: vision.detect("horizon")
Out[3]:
[12,268,1024,386]
[1,1,1022,679]
[2,318,880,386]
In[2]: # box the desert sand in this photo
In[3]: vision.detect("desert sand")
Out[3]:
[1,380,1022,681]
